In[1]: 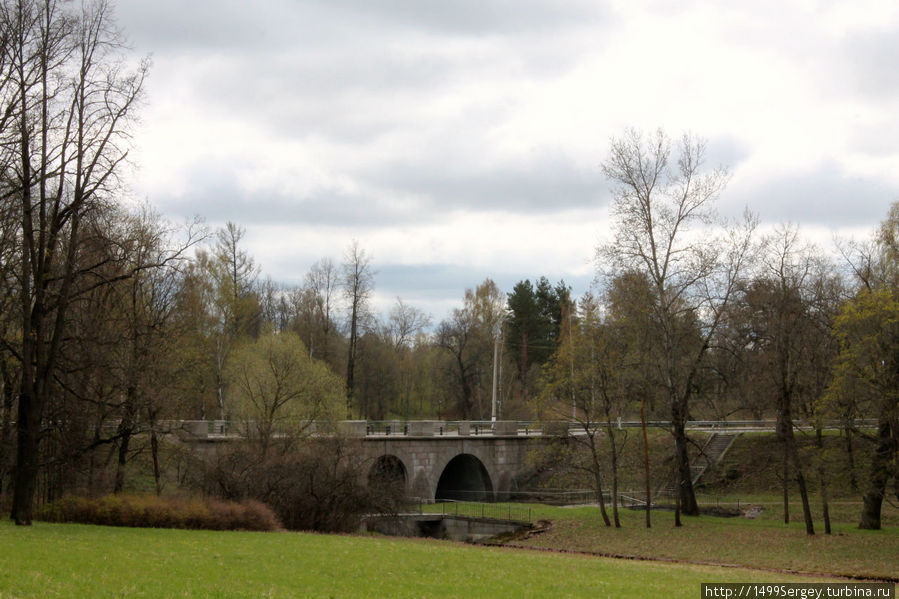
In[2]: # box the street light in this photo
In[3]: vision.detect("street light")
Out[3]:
[491,319,505,423]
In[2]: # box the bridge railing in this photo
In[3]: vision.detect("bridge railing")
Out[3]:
[419,500,533,523]
[145,417,882,440]
[364,420,537,437]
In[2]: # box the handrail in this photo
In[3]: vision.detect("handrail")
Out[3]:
[422,500,533,523]
[80,417,879,440]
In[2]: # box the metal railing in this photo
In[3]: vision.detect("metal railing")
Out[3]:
[421,500,533,523]
[95,417,881,440]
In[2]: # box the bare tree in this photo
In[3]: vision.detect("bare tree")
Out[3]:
[385,298,431,419]
[598,128,754,517]
[189,222,261,420]
[341,241,373,416]
[436,279,505,419]
[737,225,837,535]
[1,0,149,525]
[305,257,339,361]
[386,298,431,352]
[109,208,200,494]
[213,221,260,338]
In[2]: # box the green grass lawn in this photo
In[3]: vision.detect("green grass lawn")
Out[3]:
[483,502,899,581]
[0,519,833,599]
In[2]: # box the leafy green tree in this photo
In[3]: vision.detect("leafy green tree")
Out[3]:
[827,288,899,529]
[170,259,221,419]
[227,332,343,458]
[604,270,660,527]
[826,202,899,530]
[181,223,261,421]
[506,277,570,403]
[539,293,630,527]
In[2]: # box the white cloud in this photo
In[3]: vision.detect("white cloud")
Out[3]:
[118,0,899,315]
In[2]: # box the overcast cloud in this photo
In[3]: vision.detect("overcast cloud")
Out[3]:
[116,0,899,318]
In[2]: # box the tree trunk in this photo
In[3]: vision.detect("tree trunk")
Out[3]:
[151,429,161,496]
[346,303,358,416]
[606,421,621,528]
[783,425,814,535]
[587,433,611,526]
[641,398,651,528]
[782,443,790,524]
[0,365,14,496]
[212,329,229,420]
[815,427,831,535]
[593,467,611,527]
[671,410,698,516]
[115,385,139,494]
[818,462,831,535]
[11,390,40,525]
[114,430,131,494]
[844,425,858,492]
[456,354,474,419]
[859,420,895,530]
[674,458,682,527]
[793,459,815,535]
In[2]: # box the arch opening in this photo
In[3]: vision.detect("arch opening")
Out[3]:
[435,454,493,502]
[368,455,407,494]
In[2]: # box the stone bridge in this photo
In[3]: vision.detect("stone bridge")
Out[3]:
[347,420,547,502]
[169,417,798,502]
[361,432,534,502]
[178,419,548,502]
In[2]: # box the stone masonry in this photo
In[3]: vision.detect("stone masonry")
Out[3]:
[361,434,535,501]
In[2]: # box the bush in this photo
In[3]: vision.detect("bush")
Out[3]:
[200,437,405,533]
[36,494,281,531]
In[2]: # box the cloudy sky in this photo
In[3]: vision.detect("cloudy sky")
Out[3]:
[115,0,899,319]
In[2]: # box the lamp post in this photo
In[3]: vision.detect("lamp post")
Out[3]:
[491,328,501,423]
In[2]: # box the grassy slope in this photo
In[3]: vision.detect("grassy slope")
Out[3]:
[509,429,899,580]
[536,428,883,502]
[0,519,829,599]
[503,504,899,581]
[702,431,876,498]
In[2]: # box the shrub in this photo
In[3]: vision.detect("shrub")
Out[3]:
[200,437,406,533]
[36,494,281,531]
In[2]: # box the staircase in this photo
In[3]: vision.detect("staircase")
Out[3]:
[656,432,740,498]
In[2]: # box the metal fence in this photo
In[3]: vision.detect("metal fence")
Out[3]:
[359,418,880,437]
[421,501,533,523]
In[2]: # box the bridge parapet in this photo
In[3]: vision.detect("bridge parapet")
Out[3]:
[363,420,538,437]
[338,420,367,437]
[541,421,570,436]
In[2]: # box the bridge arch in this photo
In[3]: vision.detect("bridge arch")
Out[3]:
[435,453,493,501]
[368,454,407,494]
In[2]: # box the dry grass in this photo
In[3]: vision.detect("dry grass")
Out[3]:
[36,494,281,531]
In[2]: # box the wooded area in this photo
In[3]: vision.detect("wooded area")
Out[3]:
[0,1,896,535]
